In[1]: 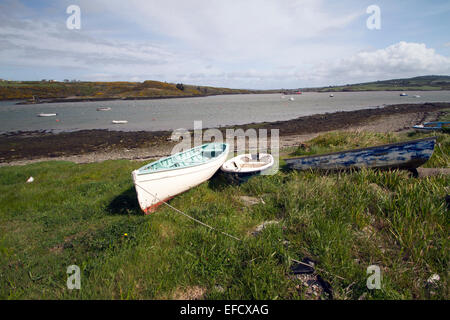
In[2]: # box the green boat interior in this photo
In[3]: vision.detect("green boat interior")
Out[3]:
[137,143,228,174]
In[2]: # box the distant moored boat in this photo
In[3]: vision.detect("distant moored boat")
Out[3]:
[97,107,111,111]
[400,93,408,96]
[38,113,57,117]
[413,121,450,132]
[112,120,128,124]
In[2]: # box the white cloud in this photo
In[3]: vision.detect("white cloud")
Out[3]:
[312,41,450,85]
[1,1,449,89]
[0,0,362,87]
[76,0,361,64]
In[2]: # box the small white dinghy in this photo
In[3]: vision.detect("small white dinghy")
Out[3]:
[132,143,229,214]
[97,107,111,111]
[38,113,57,117]
[112,120,128,124]
[221,153,274,183]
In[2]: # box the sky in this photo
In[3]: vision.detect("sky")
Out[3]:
[0,0,449,89]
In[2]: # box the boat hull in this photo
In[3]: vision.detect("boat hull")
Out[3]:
[38,113,57,117]
[221,153,275,184]
[285,137,436,171]
[220,168,272,184]
[132,146,229,214]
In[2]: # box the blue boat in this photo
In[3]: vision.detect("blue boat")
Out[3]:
[413,121,450,132]
[284,137,436,173]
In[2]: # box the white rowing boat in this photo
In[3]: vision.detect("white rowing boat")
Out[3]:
[132,143,229,214]
[112,120,128,124]
[221,153,274,183]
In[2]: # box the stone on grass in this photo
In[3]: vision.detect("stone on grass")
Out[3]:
[251,221,279,236]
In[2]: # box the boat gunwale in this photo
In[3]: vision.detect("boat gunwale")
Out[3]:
[221,153,275,174]
[284,136,437,163]
[423,121,450,125]
[136,143,229,176]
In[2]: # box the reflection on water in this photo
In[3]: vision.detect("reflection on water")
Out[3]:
[1,91,450,133]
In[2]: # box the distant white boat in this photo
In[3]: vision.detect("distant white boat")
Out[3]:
[400,93,408,96]
[112,120,128,124]
[413,95,421,98]
[38,113,57,117]
[288,97,295,101]
[97,107,111,111]
[329,94,334,97]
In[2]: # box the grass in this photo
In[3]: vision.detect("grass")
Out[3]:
[314,75,450,92]
[0,131,448,300]
[439,108,450,122]
[0,80,258,100]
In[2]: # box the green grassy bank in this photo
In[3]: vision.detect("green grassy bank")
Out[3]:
[0,131,448,299]
[0,80,256,101]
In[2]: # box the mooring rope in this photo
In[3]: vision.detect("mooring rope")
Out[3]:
[134,183,242,242]
[133,183,351,282]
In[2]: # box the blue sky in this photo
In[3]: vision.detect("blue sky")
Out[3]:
[0,0,449,89]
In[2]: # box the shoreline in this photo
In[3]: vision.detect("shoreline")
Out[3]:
[1,102,449,165]
[11,89,450,105]
[13,92,255,105]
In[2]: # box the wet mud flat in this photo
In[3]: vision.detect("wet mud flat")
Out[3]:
[0,102,448,163]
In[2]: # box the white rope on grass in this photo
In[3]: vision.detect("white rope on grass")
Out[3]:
[135,184,349,282]
[134,183,242,242]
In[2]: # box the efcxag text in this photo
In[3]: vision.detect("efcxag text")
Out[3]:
[224,304,269,315]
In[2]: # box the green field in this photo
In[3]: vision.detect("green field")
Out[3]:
[0,131,448,299]
[0,80,257,101]
[309,75,450,92]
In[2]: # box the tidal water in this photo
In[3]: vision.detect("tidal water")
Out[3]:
[1,91,449,133]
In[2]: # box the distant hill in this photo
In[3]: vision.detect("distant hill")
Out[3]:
[0,80,260,101]
[302,75,450,92]
[2,75,449,101]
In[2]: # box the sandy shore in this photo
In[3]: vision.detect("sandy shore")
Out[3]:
[1,102,448,166]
